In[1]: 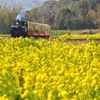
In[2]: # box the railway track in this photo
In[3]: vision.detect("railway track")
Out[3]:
[1,35,58,39]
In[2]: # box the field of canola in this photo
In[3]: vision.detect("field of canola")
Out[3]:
[59,34,100,40]
[0,37,100,100]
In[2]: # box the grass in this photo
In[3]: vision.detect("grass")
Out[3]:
[0,33,11,37]
[50,29,100,37]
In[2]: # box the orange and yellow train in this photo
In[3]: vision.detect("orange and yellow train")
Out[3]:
[10,20,51,38]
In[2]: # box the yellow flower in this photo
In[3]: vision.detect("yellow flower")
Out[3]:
[21,90,29,99]
[0,94,8,100]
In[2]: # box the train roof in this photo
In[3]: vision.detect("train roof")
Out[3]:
[22,20,50,27]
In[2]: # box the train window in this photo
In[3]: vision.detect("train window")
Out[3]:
[23,22,27,26]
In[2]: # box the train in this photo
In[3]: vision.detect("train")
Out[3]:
[10,20,51,38]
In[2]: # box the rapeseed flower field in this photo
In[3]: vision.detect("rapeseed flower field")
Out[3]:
[59,34,100,40]
[0,37,100,100]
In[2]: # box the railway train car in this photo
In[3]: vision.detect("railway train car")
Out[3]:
[10,20,51,38]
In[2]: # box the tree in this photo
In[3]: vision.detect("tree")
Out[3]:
[0,5,21,33]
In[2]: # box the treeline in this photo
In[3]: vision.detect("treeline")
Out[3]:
[26,0,100,30]
[0,5,21,34]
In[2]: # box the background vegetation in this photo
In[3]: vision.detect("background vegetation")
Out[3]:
[0,0,100,34]
[26,0,100,30]
[0,6,22,34]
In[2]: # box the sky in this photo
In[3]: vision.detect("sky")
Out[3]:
[0,0,48,10]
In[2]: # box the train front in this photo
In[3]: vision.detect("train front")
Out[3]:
[10,11,28,37]
[10,20,27,37]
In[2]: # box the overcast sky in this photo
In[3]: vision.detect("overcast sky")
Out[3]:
[0,0,48,10]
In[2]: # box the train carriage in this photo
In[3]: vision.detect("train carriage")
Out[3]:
[10,20,51,38]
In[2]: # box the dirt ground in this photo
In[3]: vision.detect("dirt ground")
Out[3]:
[65,39,100,44]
